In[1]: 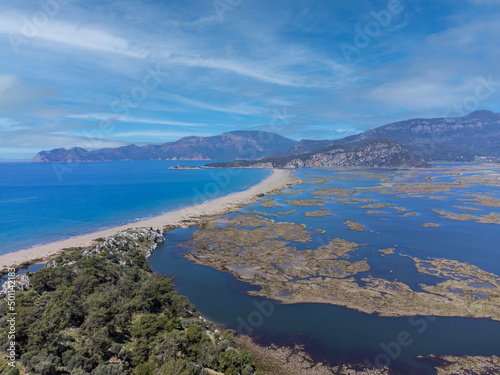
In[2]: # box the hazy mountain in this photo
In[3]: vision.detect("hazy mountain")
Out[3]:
[273,111,500,162]
[32,111,500,164]
[32,131,297,162]
[264,139,337,158]
[206,139,430,169]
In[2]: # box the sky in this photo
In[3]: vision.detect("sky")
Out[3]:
[0,0,499,160]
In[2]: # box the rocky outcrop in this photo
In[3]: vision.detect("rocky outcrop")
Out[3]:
[0,273,30,294]
[82,228,165,260]
[207,139,430,169]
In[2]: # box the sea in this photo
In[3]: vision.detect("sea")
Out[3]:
[0,161,270,254]
[2,162,500,374]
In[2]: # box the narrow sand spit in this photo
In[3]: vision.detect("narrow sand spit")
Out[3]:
[0,169,296,269]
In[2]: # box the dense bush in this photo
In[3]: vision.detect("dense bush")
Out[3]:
[0,231,254,375]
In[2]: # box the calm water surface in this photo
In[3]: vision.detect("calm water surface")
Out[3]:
[150,165,500,374]
[0,161,270,254]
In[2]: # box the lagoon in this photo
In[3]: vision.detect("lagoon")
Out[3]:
[150,165,500,374]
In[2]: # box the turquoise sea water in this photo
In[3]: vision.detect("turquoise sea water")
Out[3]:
[149,165,500,374]
[0,161,270,254]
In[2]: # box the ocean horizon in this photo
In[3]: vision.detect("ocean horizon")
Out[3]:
[0,161,270,255]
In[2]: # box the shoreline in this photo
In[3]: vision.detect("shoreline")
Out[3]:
[0,168,297,270]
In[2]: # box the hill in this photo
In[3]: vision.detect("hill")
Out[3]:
[206,139,430,169]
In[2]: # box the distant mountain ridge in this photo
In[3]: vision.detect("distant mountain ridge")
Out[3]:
[206,139,430,169]
[32,131,297,162]
[266,139,337,158]
[273,110,500,162]
[32,111,500,163]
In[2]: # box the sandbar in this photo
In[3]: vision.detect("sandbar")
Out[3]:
[0,169,296,269]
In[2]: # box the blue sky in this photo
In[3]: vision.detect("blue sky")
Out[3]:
[0,0,499,159]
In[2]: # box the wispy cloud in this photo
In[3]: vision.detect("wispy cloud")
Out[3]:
[0,117,28,131]
[1,0,500,158]
[166,55,331,88]
[0,11,145,57]
[67,114,207,127]
[158,92,263,116]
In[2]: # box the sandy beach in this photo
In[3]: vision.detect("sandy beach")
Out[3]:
[0,169,296,270]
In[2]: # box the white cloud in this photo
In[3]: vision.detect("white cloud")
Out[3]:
[0,117,27,131]
[0,11,145,57]
[158,92,263,116]
[365,73,481,111]
[427,19,500,50]
[67,113,207,127]
[167,55,333,88]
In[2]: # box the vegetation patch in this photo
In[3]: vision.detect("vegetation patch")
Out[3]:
[418,355,500,375]
[276,210,297,216]
[342,220,367,231]
[452,206,481,211]
[311,188,358,197]
[470,194,500,208]
[284,199,325,207]
[181,215,368,285]
[384,182,471,194]
[361,203,394,209]
[0,228,256,375]
[300,179,330,185]
[304,211,332,217]
[399,212,417,217]
[378,246,397,257]
[422,223,440,228]
[433,210,500,224]
[355,187,394,195]
[391,206,407,212]
[259,197,282,208]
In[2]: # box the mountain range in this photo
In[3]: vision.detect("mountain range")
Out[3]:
[270,110,500,162]
[32,131,296,163]
[32,111,500,165]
